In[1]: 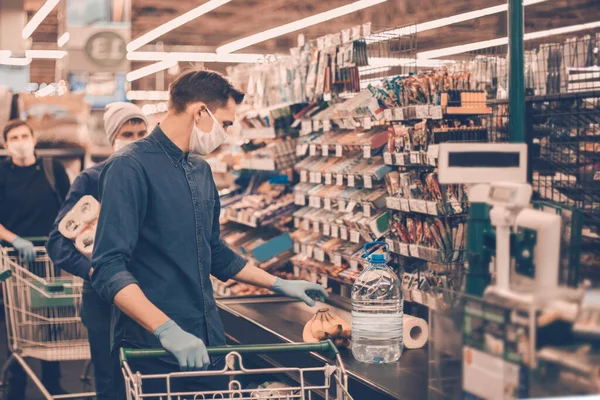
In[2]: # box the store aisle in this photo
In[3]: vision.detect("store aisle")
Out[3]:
[0,310,95,400]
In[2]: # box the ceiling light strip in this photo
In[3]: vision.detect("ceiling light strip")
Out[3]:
[57,32,70,48]
[126,52,263,63]
[127,0,231,53]
[22,0,61,40]
[0,58,32,67]
[216,0,388,54]
[126,60,178,82]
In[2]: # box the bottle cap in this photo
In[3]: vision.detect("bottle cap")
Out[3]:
[370,253,385,263]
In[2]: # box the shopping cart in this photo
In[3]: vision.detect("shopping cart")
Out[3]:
[0,243,95,399]
[121,340,354,400]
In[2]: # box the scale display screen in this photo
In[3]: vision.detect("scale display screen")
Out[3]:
[489,186,516,202]
[448,151,521,168]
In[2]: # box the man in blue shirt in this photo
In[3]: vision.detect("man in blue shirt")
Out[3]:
[46,102,148,400]
[91,70,327,398]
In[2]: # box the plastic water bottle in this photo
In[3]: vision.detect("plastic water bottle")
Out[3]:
[351,241,403,363]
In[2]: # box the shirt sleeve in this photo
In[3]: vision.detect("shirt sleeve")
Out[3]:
[46,173,93,280]
[91,156,145,302]
[209,185,246,282]
[53,159,72,202]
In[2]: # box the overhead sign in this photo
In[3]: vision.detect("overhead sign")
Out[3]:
[85,31,127,68]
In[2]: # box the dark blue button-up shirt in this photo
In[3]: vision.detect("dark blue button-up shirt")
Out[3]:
[47,161,105,280]
[91,126,246,353]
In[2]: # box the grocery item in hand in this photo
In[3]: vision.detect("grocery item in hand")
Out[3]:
[302,308,351,348]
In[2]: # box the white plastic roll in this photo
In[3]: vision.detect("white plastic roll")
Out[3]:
[403,315,429,349]
[58,210,86,239]
[58,195,100,239]
[75,224,97,259]
[74,195,101,224]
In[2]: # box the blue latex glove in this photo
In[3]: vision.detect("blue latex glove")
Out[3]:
[271,278,328,306]
[11,237,36,263]
[154,320,210,371]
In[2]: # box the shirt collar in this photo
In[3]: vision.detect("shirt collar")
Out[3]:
[150,125,185,167]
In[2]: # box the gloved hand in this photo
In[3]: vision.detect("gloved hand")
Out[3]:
[271,278,328,306]
[11,237,35,263]
[154,320,210,371]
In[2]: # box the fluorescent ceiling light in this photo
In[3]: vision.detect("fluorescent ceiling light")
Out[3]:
[367,0,550,44]
[0,57,32,66]
[127,0,231,52]
[126,51,263,63]
[57,32,70,48]
[126,90,170,101]
[126,60,177,82]
[216,0,388,54]
[25,50,67,59]
[22,0,61,40]
[0,50,11,58]
[417,20,600,59]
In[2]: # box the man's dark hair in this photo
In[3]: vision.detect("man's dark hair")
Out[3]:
[168,69,245,114]
[123,118,146,126]
[3,119,33,142]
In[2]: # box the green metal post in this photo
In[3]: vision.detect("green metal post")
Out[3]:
[508,0,526,143]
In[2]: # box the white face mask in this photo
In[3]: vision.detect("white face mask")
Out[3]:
[113,139,134,152]
[7,139,35,161]
[189,107,228,156]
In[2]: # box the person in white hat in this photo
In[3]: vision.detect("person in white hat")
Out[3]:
[46,102,148,400]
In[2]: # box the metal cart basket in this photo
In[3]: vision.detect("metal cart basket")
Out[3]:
[121,340,354,400]
[0,244,94,399]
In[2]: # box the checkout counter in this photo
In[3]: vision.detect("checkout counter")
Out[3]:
[218,296,428,400]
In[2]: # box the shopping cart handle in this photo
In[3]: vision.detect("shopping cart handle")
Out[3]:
[120,340,339,365]
[0,269,11,282]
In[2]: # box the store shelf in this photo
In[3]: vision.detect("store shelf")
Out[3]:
[383,151,436,167]
[241,126,277,140]
[385,238,465,263]
[444,106,492,115]
[239,158,277,171]
[386,197,467,217]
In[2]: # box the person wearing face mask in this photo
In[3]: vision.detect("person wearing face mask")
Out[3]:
[0,119,71,399]
[90,70,328,398]
[46,102,148,400]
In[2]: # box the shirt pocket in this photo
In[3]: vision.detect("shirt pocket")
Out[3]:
[199,199,216,238]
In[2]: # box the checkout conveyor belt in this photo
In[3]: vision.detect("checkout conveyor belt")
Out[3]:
[217,296,428,400]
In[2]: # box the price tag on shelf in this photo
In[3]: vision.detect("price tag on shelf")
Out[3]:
[321,145,329,156]
[426,201,439,215]
[363,175,373,189]
[409,199,420,211]
[296,144,309,157]
[300,170,308,183]
[351,25,361,41]
[294,193,306,206]
[293,266,300,277]
[331,225,339,238]
[409,244,420,258]
[399,243,409,256]
[325,173,332,185]
[309,171,316,183]
[384,152,393,165]
[310,271,318,283]
[346,201,357,213]
[350,230,360,243]
[323,119,331,132]
[416,200,428,214]
[340,227,348,241]
[294,242,300,253]
[336,144,343,157]
[386,197,400,210]
[315,171,322,183]
[336,173,344,186]
[363,203,372,217]
[334,254,342,266]
[324,92,332,101]
[312,120,320,132]
[415,105,428,119]
[323,223,331,236]
[383,109,393,121]
[363,145,372,159]
[324,197,331,210]
[301,120,312,135]
[310,196,322,208]
[294,217,300,228]
[301,244,307,255]
[347,175,355,187]
[338,199,346,211]
[410,151,420,165]
[400,199,411,212]
[313,221,320,233]
[430,105,443,120]
[309,144,317,156]
[427,144,439,166]
[350,259,359,271]
[385,238,395,252]
[315,248,325,262]
[393,108,404,121]
[306,245,314,257]
[395,153,405,166]
[363,117,372,130]
[302,219,310,231]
